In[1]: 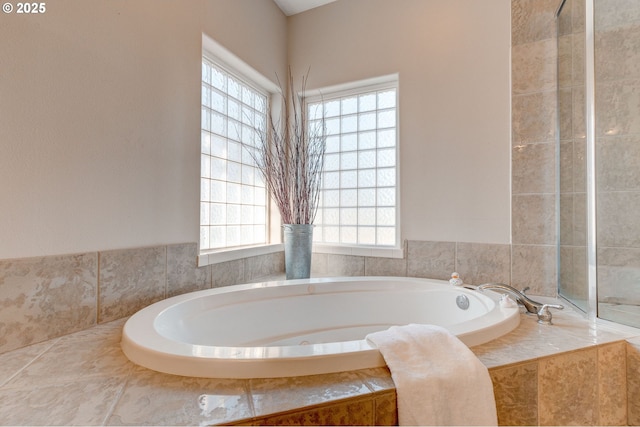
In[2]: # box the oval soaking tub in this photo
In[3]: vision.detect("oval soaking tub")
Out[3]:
[121,276,520,378]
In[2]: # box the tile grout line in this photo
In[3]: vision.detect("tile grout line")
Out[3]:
[99,366,135,426]
[0,337,60,389]
[96,251,102,325]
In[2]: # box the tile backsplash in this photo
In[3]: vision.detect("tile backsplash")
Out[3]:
[0,253,97,352]
[1,239,556,355]
[0,242,282,354]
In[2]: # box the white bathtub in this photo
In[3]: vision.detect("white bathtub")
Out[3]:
[121,276,520,378]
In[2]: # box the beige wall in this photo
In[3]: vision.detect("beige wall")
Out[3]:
[288,0,512,244]
[0,0,509,260]
[0,0,286,259]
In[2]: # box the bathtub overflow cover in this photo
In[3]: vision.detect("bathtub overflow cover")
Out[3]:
[456,294,470,310]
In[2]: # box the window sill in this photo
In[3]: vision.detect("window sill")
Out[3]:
[198,242,405,267]
[312,243,404,259]
[198,244,284,266]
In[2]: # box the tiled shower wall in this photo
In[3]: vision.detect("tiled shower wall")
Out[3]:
[511,0,559,298]
[558,0,589,307]
[592,1,640,311]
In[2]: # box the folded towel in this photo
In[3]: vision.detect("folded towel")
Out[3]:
[366,324,497,426]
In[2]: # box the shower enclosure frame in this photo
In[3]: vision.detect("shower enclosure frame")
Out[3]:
[555,0,597,323]
[556,0,640,328]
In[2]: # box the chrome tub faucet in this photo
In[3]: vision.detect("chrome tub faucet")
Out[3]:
[477,283,564,324]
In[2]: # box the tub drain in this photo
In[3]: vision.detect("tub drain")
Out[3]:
[299,340,310,345]
[456,294,470,310]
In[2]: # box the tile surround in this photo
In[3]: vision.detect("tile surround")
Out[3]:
[249,371,372,417]
[0,299,637,426]
[0,253,97,354]
[597,191,640,248]
[598,342,628,426]
[327,254,365,276]
[364,256,407,277]
[0,375,128,426]
[512,194,556,245]
[596,81,640,137]
[212,258,245,288]
[406,240,455,280]
[511,244,556,296]
[167,243,210,297]
[511,0,563,305]
[597,135,640,192]
[490,362,538,426]
[549,0,588,318]
[0,243,292,355]
[595,22,640,82]
[4,319,132,389]
[512,142,556,195]
[572,85,586,138]
[99,246,167,323]
[455,242,511,285]
[1,237,574,358]
[261,397,375,426]
[511,0,558,46]
[597,247,640,305]
[589,5,640,328]
[628,338,640,425]
[538,348,599,425]
[0,339,55,388]
[244,251,285,281]
[511,91,557,145]
[108,367,253,426]
[511,37,557,95]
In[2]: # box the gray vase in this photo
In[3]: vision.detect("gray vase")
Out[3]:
[282,224,314,279]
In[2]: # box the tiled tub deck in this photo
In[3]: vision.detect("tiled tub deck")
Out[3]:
[0,298,639,426]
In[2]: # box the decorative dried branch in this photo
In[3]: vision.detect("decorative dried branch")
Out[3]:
[245,69,326,225]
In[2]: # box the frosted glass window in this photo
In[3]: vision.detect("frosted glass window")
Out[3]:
[341,134,357,151]
[201,56,268,250]
[326,136,340,153]
[342,97,357,114]
[358,150,376,169]
[325,153,340,171]
[359,131,376,150]
[309,82,399,247]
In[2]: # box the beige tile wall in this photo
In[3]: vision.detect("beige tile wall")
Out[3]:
[1,243,638,425]
[0,238,553,355]
[627,338,640,426]
[510,0,559,299]
[313,240,515,286]
[491,341,629,426]
[556,0,640,321]
[593,0,640,314]
[628,338,640,425]
[0,253,98,352]
[0,243,283,355]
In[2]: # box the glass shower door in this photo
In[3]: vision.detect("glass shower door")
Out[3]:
[558,0,640,328]
[593,0,640,328]
[557,0,589,312]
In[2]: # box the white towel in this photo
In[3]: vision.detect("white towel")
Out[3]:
[366,324,497,426]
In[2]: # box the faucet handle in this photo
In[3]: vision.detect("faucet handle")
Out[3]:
[537,303,564,325]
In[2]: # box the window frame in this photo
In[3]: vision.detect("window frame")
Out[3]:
[305,74,403,258]
[199,34,283,266]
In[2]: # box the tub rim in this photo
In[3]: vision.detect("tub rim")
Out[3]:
[121,276,520,378]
